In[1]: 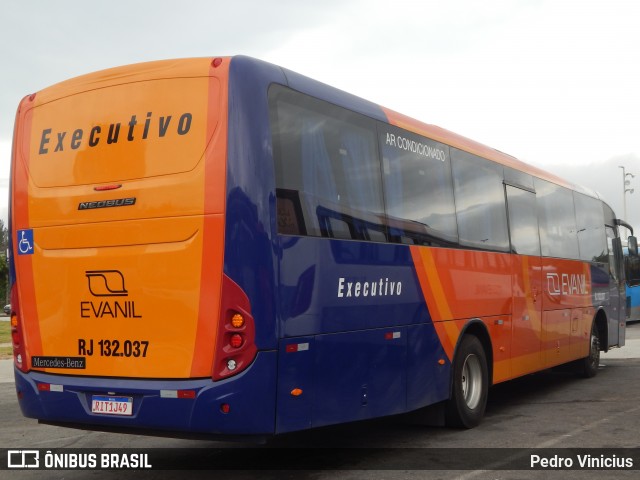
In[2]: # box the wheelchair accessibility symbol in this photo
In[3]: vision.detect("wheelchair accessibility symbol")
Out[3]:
[17,229,34,255]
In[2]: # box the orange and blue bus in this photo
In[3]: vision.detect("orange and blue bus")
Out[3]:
[9,56,637,436]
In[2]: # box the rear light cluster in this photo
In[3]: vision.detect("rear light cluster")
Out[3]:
[10,285,28,373]
[212,276,257,380]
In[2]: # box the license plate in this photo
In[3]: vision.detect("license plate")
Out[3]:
[91,395,133,416]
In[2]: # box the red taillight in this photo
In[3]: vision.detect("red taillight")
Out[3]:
[10,285,28,373]
[230,333,244,349]
[212,276,258,380]
[10,319,20,344]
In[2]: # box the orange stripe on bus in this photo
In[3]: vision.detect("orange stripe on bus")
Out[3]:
[190,59,230,377]
[14,102,44,359]
[410,246,458,361]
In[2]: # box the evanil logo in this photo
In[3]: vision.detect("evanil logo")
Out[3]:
[546,272,588,297]
[337,277,402,298]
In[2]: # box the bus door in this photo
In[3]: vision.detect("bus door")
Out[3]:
[605,225,624,346]
[506,185,543,377]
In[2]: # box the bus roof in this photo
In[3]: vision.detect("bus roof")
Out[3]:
[26,58,222,107]
[275,56,599,200]
[380,107,598,197]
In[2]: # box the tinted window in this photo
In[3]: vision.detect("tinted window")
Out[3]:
[504,167,535,191]
[625,249,640,286]
[536,179,579,259]
[606,226,620,282]
[573,192,606,262]
[506,186,540,256]
[452,149,509,251]
[380,125,458,246]
[270,86,385,240]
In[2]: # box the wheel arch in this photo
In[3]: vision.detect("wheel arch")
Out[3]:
[594,307,609,353]
[451,319,494,390]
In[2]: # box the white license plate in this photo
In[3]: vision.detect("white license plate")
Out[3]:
[91,395,133,416]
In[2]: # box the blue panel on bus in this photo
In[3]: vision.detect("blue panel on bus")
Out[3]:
[278,237,430,336]
[225,57,288,350]
[275,336,315,434]
[406,323,451,410]
[312,327,407,428]
[225,56,391,351]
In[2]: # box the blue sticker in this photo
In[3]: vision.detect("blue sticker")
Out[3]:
[17,229,34,255]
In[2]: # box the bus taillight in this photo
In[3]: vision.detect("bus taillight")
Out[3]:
[212,276,257,381]
[231,313,244,328]
[230,333,244,349]
[10,285,28,373]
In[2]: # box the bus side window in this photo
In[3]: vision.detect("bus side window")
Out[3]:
[506,185,540,256]
[536,179,580,260]
[452,149,509,252]
[574,192,607,262]
[380,125,458,247]
[270,86,386,241]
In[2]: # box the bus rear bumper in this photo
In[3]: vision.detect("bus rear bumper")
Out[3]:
[14,351,277,437]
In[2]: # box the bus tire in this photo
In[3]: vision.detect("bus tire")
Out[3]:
[445,335,489,429]
[577,322,600,378]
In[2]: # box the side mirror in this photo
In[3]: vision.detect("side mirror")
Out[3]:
[629,236,639,257]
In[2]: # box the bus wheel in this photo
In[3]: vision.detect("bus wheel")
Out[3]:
[577,322,600,378]
[445,335,489,428]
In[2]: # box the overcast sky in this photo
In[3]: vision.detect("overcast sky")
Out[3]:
[2,0,639,231]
